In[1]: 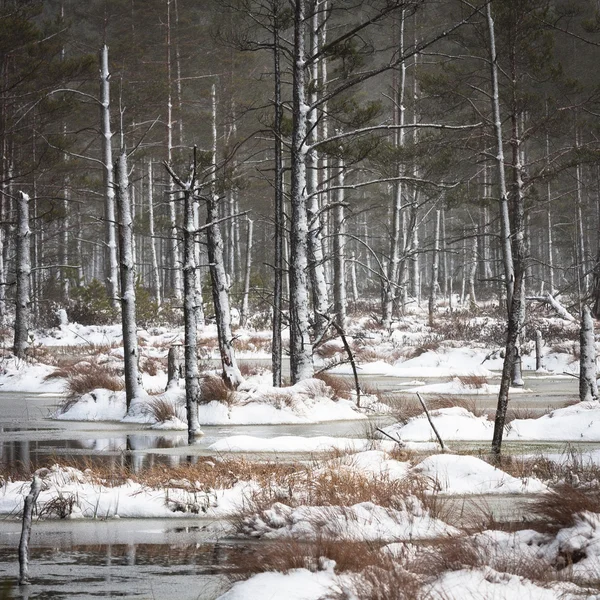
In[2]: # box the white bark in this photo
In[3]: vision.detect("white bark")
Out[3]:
[289,0,314,383]
[100,45,119,309]
[580,306,598,402]
[306,5,329,339]
[240,218,253,327]
[428,209,441,324]
[166,0,182,301]
[18,474,41,585]
[485,4,513,309]
[535,329,543,371]
[182,180,201,441]
[147,161,162,306]
[209,85,243,389]
[333,159,346,326]
[14,191,31,359]
[383,10,407,330]
[115,152,142,409]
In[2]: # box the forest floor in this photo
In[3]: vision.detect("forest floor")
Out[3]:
[1,302,600,598]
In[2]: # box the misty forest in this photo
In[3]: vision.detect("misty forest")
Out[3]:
[3,0,600,599]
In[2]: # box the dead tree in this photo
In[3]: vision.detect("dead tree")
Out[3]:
[14,191,31,359]
[579,305,598,402]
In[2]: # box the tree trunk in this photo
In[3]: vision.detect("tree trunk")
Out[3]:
[289,0,314,383]
[579,305,598,402]
[209,85,243,389]
[147,161,162,306]
[240,218,253,327]
[383,10,407,330]
[13,191,31,359]
[100,45,119,309]
[271,13,284,387]
[115,152,142,409]
[428,209,441,325]
[333,158,346,327]
[18,474,41,586]
[182,182,200,442]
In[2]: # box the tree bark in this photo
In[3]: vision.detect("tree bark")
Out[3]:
[240,218,253,327]
[100,45,119,309]
[115,152,142,409]
[579,305,598,402]
[18,474,41,586]
[333,158,346,327]
[289,0,315,383]
[13,191,31,359]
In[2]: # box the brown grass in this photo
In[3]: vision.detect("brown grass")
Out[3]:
[314,373,353,400]
[142,396,181,423]
[529,484,600,533]
[199,375,236,405]
[140,356,164,376]
[237,362,265,377]
[456,374,488,389]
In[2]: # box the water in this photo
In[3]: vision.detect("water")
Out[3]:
[0,374,583,598]
[0,518,236,599]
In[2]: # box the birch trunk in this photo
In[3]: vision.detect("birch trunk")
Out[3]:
[306,4,328,339]
[147,161,162,306]
[166,0,182,300]
[272,12,284,387]
[240,218,253,327]
[428,209,441,325]
[289,0,314,383]
[383,10,406,330]
[115,152,142,409]
[182,183,200,442]
[100,45,119,309]
[13,191,31,359]
[579,305,598,402]
[209,85,243,389]
[333,159,346,326]
[486,4,513,309]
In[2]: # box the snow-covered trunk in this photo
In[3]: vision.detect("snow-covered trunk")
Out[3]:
[18,474,41,585]
[272,18,284,387]
[428,209,441,325]
[576,150,588,295]
[166,0,182,301]
[61,183,70,302]
[147,161,162,306]
[209,85,243,389]
[486,4,513,310]
[350,252,359,304]
[579,305,598,402]
[100,45,119,309]
[182,186,200,442]
[466,232,477,309]
[115,152,142,409]
[13,191,31,359]
[306,7,328,339]
[192,194,205,327]
[333,159,346,326]
[0,193,5,321]
[289,0,314,383]
[240,218,253,328]
[535,329,543,371]
[383,10,406,330]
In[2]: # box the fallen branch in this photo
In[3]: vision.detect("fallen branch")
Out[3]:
[376,427,405,447]
[416,392,447,452]
[527,293,576,322]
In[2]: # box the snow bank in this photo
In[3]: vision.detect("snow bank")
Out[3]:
[412,454,546,495]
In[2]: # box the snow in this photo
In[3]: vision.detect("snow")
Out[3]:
[217,569,338,600]
[412,454,546,494]
[209,435,393,454]
[241,499,459,542]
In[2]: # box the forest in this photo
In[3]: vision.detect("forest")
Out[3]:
[2,1,600,598]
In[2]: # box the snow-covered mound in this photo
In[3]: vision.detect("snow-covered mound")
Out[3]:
[412,454,546,494]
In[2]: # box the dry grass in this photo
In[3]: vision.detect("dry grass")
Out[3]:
[50,361,124,409]
[199,375,236,405]
[529,484,600,533]
[456,374,488,389]
[142,396,182,423]
[140,356,164,376]
[238,362,265,377]
[315,373,354,400]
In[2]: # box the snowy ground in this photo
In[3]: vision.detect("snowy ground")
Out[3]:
[1,307,599,598]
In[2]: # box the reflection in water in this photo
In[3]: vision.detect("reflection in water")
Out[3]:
[0,433,189,475]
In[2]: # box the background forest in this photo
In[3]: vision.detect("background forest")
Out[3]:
[2,0,600,359]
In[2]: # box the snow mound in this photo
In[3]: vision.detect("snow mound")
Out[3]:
[241,499,459,542]
[412,454,546,494]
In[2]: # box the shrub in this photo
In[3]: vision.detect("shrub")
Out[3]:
[142,396,182,423]
[199,375,235,405]
[69,279,119,325]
